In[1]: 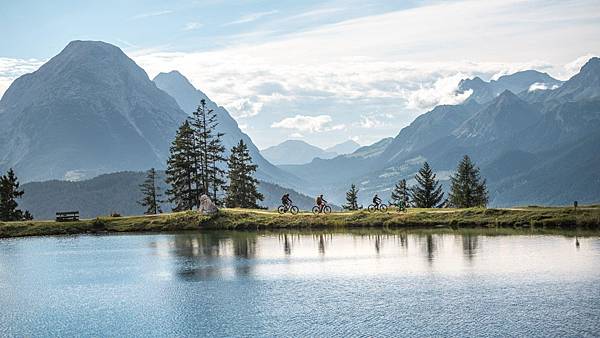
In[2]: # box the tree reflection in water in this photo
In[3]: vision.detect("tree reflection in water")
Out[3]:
[462,235,479,261]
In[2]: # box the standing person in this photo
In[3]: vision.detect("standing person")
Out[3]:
[316,194,328,212]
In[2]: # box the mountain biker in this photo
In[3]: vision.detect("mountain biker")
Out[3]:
[372,194,382,207]
[281,194,293,210]
[316,194,328,212]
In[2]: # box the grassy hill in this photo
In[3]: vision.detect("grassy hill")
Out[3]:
[20,171,321,219]
[2,206,599,238]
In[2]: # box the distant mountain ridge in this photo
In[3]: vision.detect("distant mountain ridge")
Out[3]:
[261,140,337,165]
[283,58,600,206]
[458,69,563,104]
[325,140,361,154]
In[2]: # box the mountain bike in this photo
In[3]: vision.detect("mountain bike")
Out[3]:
[312,203,332,214]
[278,204,299,215]
[368,203,388,212]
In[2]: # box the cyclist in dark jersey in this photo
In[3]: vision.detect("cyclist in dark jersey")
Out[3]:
[281,194,293,210]
[372,194,382,207]
[316,194,328,212]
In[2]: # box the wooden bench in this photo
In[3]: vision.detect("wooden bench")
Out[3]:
[56,211,79,222]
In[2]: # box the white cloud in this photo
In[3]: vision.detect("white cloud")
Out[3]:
[406,74,473,110]
[358,115,384,129]
[131,10,173,20]
[272,114,335,133]
[227,98,264,118]
[290,132,304,138]
[225,10,279,26]
[564,53,598,79]
[528,82,560,92]
[184,22,203,31]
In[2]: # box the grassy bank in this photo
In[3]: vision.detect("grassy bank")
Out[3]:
[1,206,599,238]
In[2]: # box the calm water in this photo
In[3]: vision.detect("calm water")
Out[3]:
[0,230,599,337]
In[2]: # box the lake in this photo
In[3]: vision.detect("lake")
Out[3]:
[0,230,599,337]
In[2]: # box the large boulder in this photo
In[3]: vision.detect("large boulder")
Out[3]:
[198,195,219,215]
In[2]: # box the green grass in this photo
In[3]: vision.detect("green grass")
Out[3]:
[1,205,599,238]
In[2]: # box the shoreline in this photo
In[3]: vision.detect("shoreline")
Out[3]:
[1,206,599,239]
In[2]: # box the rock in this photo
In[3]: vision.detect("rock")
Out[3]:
[198,195,219,215]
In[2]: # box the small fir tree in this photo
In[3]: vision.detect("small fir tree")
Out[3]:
[410,162,445,208]
[225,140,264,208]
[343,184,360,210]
[448,155,488,208]
[138,168,163,214]
[391,179,410,209]
[165,121,197,211]
[0,168,31,221]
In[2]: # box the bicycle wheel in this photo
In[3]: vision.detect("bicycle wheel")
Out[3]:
[312,206,320,214]
[379,204,388,212]
[367,204,376,212]
[277,205,286,214]
[290,206,299,215]
[323,205,332,214]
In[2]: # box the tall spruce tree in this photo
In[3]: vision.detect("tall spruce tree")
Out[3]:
[138,168,163,214]
[189,99,227,205]
[410,162,445,208]
[449,155,488,208]
[207,132,227,205]
[225,140,264,208]
[0,168,32,221]
[343,184,360,210]
[391,179,410,209]
[165,121,196,211]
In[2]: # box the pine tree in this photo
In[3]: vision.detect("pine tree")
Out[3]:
[391,179,410,209]
[448,155,488,208]
[0,168,31,221]
[138,168,163,214]
[343,184,360,210]
[225,140,264,208]
[165,121,196,211]
[410,162,445,208]
[189,99,227,205]
[207,132,227,205]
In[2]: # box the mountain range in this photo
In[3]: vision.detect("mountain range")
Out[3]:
[260,139,360,165]
[281,58,600,206]
[0,41,298,188]
[1,40,598,214]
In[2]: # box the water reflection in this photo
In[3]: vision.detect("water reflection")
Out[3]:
[138,230,600,282]
[462,235,479,261]
[422,235,437,263]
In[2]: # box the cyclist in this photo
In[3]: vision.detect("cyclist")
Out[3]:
[281,193,293,210]
[316,194,328,212]
[372,194,382,208]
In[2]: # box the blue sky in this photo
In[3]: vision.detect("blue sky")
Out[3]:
[1,0,600,148]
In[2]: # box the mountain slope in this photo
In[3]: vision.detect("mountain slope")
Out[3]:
[152,71,301,186]
[19,171,317,220]
[0,40,187,181]
[325,140,361,155]
[279,58,599,206]
[261,140,337,165]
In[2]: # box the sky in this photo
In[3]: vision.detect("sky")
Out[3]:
[1,0,600,149]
